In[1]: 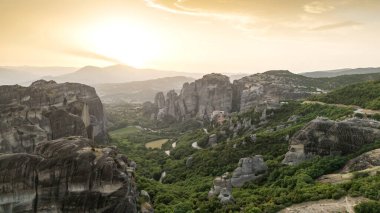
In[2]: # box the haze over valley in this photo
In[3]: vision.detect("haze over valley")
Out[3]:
[1,0,380,212]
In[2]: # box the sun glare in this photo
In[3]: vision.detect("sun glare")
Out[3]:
[85,18,162,67]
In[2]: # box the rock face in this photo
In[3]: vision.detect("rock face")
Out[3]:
[342,149,380,172]
[0,136,137,213]
[283,118,380,165]
[152,73,233,121]
[0,80,108,153]
[232,71,313,112]
[231,155,268,187]
[208,173,234,204]
[146,71,316,122]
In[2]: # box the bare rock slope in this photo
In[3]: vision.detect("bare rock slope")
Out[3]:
[283,118,380,165]
[0,136,137,213]
[0,80,108,153]
[146,71,317,122]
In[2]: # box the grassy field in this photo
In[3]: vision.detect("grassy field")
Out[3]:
[145,139,169,149]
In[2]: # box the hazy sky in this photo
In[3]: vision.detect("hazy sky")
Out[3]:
[1,0,380,73]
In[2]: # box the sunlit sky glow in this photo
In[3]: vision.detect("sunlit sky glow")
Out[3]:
[1,0,380,73]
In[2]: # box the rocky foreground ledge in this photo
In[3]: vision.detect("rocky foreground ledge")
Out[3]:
[0,136,137,213]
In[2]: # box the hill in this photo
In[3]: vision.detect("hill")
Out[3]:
[95,76,194,103]
[300,67,380,78]
[310,81,380,110]
[47,64,203,84]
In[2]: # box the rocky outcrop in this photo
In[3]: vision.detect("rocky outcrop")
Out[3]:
[209,155,268,204]
[146,71,316,122]
[342,149,380,172]
[208,173,234,204]
[231,155,268,187]
[0,80,108,153]
[148,73,233,121]
[0,136,137,213]
[232,71,314,112]
[140,190,154,213]
[283,118,380,165]
[318,149,380,184]
[207,134,218,147]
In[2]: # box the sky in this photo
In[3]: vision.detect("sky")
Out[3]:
[0,0,380,74]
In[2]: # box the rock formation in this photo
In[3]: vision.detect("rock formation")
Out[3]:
[231,155,268,187]
[232,70,314,112]
[208,173,234,204]
[0,80,108,153]
[0,136,137,213]
[283,118,380,165]
[342,149,380,173]
[146,71,316,122]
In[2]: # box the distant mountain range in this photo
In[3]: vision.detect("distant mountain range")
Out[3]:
[2,64,380,86]
[43,64,204,85]
[300,67,380,78]
[95,76,194,104]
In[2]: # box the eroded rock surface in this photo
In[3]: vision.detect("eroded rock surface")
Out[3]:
[343,149,380,172]
[232,71,313,112]
[283,118,380,165]
[146,71,316,122]
[208,173,234,204]
[0,136,137,213]
[231,155,268,187]
[0,80,108,153]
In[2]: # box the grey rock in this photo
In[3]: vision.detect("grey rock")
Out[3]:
[342,149,380,173]
[0,136,138,213]
[283,118,380,165]
[208,134,218,147]
[208,174,231,197]
[232,70,314,113]
[231,155,268,187]
[0,80,108,153]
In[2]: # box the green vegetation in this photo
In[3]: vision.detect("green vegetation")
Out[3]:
[310,81,380,110]
[107,100,380,212]
[261,70,380,91]
[354,201,380,213]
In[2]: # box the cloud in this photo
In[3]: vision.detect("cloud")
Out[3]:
[304,1,335,14]
[310,21,362,31]
[144,0,376,35]
[63,49,121,63]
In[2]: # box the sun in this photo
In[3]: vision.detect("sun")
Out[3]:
[85,18,162,67]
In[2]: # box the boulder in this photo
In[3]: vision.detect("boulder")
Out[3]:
[208,173,234,204]
[208,134,218,147]
[231,155,268,187]
[283,118,380,165]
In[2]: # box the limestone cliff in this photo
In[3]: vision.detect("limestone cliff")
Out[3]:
[0,136,137,213]
[146,71,316,122]
[152,73,233,121]
[283,118,380,165]
[232,70,314,112]
[0,80,108,153]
